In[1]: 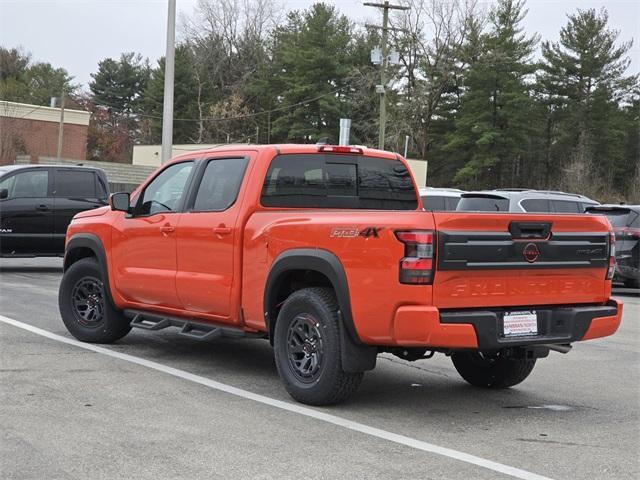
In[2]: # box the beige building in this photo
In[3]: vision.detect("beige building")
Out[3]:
[132,144,225,166]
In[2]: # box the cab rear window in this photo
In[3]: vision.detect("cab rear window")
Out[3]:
[261,154,418,210]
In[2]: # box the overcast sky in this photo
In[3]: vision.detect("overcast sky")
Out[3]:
[1,0,638,89]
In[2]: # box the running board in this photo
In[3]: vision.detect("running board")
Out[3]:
[126,309,259,341]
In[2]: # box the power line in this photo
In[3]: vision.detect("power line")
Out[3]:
[92,83,356,123]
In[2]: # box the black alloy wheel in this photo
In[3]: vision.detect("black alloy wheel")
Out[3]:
[71,277,106,328]
[286,313,325,383]
[273,287,364,405]
[59,257,131,343]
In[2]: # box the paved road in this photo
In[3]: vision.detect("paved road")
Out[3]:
[1,257,638,480]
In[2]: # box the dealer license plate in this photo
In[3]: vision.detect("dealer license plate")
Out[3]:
[503,311,538,337]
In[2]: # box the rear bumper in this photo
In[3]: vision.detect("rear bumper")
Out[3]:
[392,299,623,349]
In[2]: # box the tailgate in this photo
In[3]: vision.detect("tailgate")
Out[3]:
[432,212,611,309]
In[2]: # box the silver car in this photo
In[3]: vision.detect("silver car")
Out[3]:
[456,189,599,213]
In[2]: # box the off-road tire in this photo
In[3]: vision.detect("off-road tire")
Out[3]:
[59,257,131,343]
[451,351,536,388]
[273,287,363,405]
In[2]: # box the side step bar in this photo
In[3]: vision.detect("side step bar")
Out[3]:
[125,309,264,341]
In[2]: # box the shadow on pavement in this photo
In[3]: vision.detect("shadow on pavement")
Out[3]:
[0,266,63,273]
[112,328,575,417]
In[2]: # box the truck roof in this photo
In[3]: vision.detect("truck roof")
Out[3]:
[170,144,400,162]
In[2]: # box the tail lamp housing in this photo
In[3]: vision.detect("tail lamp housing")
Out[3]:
[606,230,616,280]
[395,230,435,284]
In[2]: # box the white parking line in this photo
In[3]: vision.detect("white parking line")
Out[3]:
[0,314,554,480]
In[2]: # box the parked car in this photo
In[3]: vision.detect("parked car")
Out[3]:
[419,187,465,211]
[0,165,109,257]
[57,144,622,405]
[587,205,640,288]
[456,189,599,213]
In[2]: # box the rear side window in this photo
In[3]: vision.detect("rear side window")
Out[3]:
[192,158,249,212]
[605,212,633,228]
[261,154,417,210]
[521,198,550,212]
[551,200,580,213]
[421,195,445,211]
[445,197,460,210]
[457,196,509,212]
[54,170,97,198]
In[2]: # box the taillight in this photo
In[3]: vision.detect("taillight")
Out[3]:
[606,231,616,280]
[396,230,434,284]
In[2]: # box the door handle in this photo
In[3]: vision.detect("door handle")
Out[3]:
[160,225,175,235]
[213,226,232,235]
[36,204,50,212]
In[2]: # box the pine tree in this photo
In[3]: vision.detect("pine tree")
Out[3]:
[90,52,149,116]
[539,8,638,196]
[267,3,356,143]
[446,0,538,189]
[0,47,75,106]
[141,46,200,144]
[89,52,150,161]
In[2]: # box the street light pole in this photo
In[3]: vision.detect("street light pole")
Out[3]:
[161,0,176,164]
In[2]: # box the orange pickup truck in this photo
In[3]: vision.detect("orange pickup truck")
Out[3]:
[58,144,622,405]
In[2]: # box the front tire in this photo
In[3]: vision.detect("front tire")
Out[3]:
[273,287,363,405]
[58,257,131,343]
[451,351,536,388]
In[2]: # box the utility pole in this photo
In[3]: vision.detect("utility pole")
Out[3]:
[56,90,65,160]
[161,0,176,164]
[365,1,409,150]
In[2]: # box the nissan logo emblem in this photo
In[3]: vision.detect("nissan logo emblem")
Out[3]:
[523,243,541,263]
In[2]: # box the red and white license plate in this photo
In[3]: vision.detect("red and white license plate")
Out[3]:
[503,311,538,337]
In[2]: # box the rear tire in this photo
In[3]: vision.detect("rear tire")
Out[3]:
[273,287,363,405]
[623,278,639,289]
[451,351,536,388]
[59,257,131,343]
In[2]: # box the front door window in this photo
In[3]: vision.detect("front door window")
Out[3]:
[137,162,194,216]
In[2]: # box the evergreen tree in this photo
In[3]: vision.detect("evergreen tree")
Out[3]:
[0,47,75,106]
[141,46,200,144]
[267,3,356,143]
[446,0,538,189]
[539,8,638,197]
[90,52,149,116]
[88,52,150,162]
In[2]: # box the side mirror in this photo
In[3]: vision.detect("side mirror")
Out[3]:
[0,188,8,200]
[109,192,131,213]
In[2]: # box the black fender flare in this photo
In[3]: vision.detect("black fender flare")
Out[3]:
[64,233,116,307]
[264,248,377,372]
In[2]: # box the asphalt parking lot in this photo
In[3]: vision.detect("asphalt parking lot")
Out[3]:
[1,257,638,480]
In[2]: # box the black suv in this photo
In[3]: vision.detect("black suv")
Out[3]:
[587,205,640,288]
[0,165,109,257]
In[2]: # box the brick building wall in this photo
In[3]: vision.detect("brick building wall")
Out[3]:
[0,101,90,165]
